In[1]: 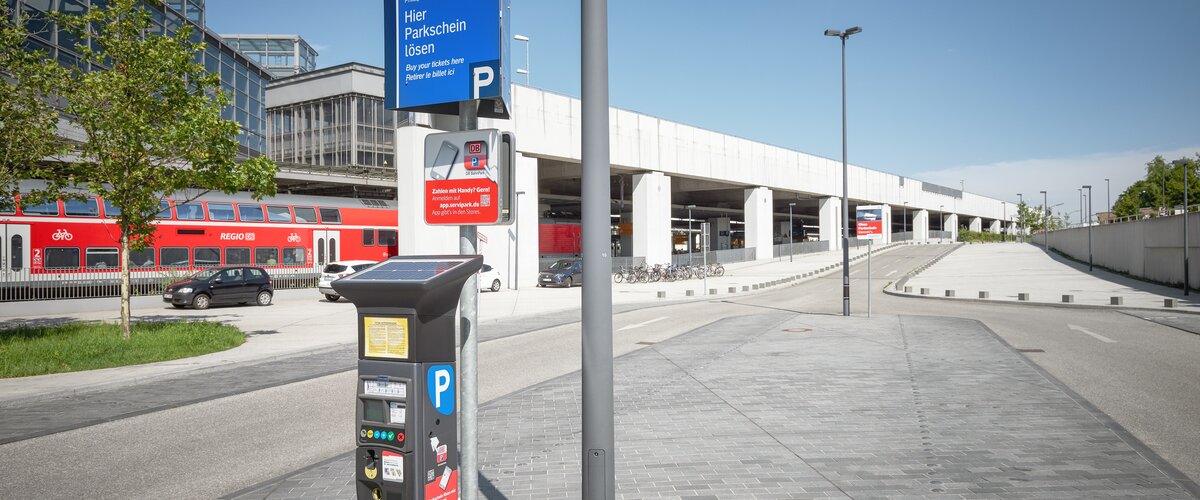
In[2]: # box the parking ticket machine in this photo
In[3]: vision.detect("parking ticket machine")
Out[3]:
[332,255,482,500]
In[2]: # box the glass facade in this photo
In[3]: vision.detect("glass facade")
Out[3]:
[220,35,317,79]
[8,0,268,157]
[267,93,400,174]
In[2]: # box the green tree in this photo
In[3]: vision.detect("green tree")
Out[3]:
[1112,155,1200,218]
[0,4,72,210]
[55,0,277,339]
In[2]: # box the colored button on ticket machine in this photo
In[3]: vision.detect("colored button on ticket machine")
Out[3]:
[332,255,482,500]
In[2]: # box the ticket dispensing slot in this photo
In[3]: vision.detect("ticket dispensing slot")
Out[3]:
[334,255,482,500]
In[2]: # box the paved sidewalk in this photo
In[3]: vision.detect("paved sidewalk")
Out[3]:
[896,243,1200,312]
[0,245,888,405]
[228,313,1198,499]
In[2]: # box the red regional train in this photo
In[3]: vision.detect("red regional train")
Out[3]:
[0,187,398,300]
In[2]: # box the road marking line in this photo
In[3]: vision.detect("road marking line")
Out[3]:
[885,270,897,277]
[1067,324,1116,343]
[617,316,669,332]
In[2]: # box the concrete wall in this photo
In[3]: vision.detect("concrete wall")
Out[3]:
[1047,215,1200,288]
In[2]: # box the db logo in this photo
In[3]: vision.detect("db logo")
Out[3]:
[51,229,73,241]
[286,233,301,243]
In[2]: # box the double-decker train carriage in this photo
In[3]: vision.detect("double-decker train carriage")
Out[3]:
[0,187,398,301]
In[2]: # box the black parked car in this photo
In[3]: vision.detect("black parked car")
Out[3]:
[537,259,583,287]
[163,266,274,310]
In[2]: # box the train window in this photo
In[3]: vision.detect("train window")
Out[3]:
[255,247,279,265]
[362,229,375,246]
[207,203,235,222]
[45,247,80,270]
[238,204,265,222]
[0,195,13,215]
[160,247,189,267]
[64,198,100,217]
[176,202,204,220]
[130,247,155,268]
[102,199,120,217]
[85,248,119,269]
[378,229,398,247]
[194,247,221,267]
[318,208,341,224]
[21,198,59,216]
[282,247,305,265]
[293,207,317,223]
[225,247,251,265]
[266,205,292,223]
[10,235,22,271]
[157,200,172,219]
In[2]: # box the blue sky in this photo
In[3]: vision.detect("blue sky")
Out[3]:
[207,0,1200,214]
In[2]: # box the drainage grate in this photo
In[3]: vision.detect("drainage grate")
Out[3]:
[1017,348,1045,353]
[782,328,812,333]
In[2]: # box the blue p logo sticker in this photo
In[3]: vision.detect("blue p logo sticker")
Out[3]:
[427,365,454,415]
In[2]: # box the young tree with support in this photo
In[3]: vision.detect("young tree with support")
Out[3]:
[54,0,278,340]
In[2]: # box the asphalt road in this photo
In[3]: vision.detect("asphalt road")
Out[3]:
[1,244,1197,498]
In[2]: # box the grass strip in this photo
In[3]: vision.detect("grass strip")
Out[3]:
[0,321,244,378]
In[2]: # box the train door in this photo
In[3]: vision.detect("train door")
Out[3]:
[1,224,31,280]
[313,230,341,270]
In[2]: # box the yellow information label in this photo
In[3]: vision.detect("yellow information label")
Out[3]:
[363,316,410,359]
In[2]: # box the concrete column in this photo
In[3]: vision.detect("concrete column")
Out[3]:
[395,125,458,255]
[945,214,959,241]
[633,171,672,265]
[744,187,773,260]
[819,196,842,250]
[989,220,1001,234]
[913,209,929,243]
[969,216,982,233]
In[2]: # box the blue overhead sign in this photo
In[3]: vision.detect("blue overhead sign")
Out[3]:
[384,0,511,118]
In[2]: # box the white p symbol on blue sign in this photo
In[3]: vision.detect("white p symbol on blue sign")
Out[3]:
[472,66,494,99]
[427,365,454,416]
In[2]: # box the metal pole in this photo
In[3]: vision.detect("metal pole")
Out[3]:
[1084,185,1092,271]
[688,205,694,265]
[702,223,709,296]
[457,100,480,500]
[1042,191,1048,250]
[789,204,794,262]
[1105,178,1111,219]
[867,239,872,318]
[1184,161,1190,295]
[581,0,614,497]
[840,35,850,317]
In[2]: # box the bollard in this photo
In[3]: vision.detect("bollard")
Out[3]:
[920,288,930,295]
[685,289,695,297]
[979,291,989,299]
[945,290,955,298]
[728,286,736,293]
[1110,296,1123,306]
[904,286,912,293]
[1062,295,1074,303]
[657,291,666,299]
[1018,293,1029,301]
[742,285,750,292]
[752,284,759,290]
[709,288,717,295]
[1165,298,1177,308]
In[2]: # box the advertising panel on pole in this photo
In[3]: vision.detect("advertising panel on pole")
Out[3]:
[424,129,514,226]
[855,205,885,239]
[384,0,511,118]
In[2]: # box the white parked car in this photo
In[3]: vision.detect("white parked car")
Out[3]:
[479,264,502,292]
[319,260,378,301]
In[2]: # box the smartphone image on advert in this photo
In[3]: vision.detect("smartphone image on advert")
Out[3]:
[429,141,459,180]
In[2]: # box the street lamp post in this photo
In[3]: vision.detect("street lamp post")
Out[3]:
[825,25,862,317]
[1083,185,1093,271]
[687,204,696,265]
[902,201,908,235]
[1105,178,1110,222]
[788,202,796,262]
[939,204,944,233]
[1173,159,1190,295]
[1040,191,1048,250]
[1016,193,1023,242]
[1078,188,1083,227]
[513,34,530,84]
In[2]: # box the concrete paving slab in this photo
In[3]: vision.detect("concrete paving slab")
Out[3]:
[897,243,1200,312]
[226,313,1197,499]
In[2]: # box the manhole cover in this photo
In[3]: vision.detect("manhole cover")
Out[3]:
[1016,348,1044,353]
[783,328,812,333]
